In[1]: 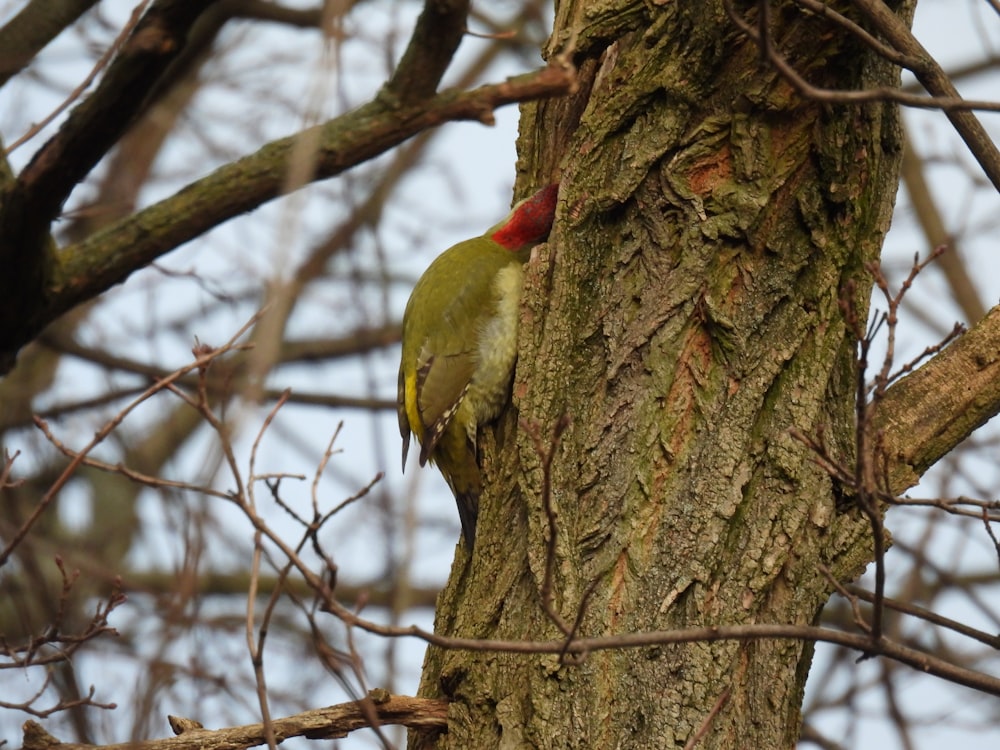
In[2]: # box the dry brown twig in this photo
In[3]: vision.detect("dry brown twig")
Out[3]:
[0,678,115,720]
[983,508,1000,568]
[1,449,22,491]
[0,565,124,667]
[843,583,1000,650]
[0,557,123,718]
[796,250,963,646]
[793,248,1000,686]
[819,564,872,635]
[243,390,296,750]
[6,316,259,569]
[24,322,390,739]
[340,601,394,750]
[162,365,389,747]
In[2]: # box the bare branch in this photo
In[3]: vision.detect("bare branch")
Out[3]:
[20,693,449,750]
[5,336,254,567]
[849,0,1000,193]
[843,584,1000,650]
[3,3,148,157]
[311,616,1000,698]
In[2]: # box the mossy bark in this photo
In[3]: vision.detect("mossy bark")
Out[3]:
[413,1,914,748]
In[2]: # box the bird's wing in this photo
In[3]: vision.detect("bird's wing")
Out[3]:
[414,343,475,466]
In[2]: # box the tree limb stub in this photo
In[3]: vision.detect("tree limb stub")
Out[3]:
[876,304,1000,493]
[21,694,449,750]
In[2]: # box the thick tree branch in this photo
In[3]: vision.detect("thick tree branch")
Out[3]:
[0,62,573,372]
[0,1,214,374]
[876,304,1000,493]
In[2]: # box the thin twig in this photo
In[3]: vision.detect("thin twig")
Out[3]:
[982,508,1000,571]
[683,686,732,750]
[819,565,872,634]
[4,2,151,155]
[9,318,257,568]
[244,390,293,750]
[843,583,1000,650]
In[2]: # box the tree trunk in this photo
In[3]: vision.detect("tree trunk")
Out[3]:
[413,1,914,747]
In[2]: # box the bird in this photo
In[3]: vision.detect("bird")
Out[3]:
[397,183,559,548]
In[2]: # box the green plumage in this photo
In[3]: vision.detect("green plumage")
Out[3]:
[398,184,559,548]
[398,238,529,547]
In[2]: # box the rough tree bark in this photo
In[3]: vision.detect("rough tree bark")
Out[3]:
[414,1,915,748]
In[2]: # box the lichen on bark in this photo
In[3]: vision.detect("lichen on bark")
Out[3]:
[412,2,915,748]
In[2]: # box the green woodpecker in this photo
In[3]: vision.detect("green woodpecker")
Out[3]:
[398,183,559,548]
